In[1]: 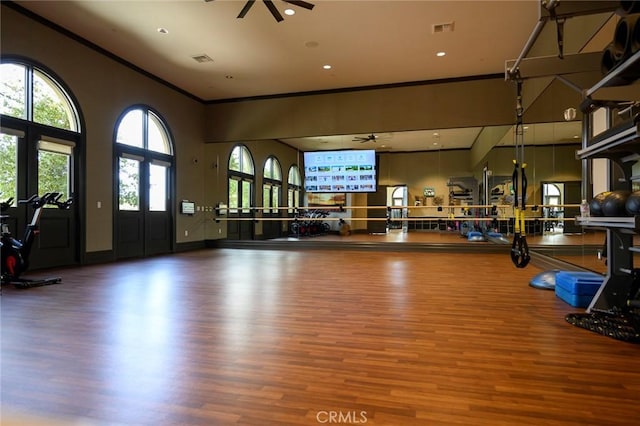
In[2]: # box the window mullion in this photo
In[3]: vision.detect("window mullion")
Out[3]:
[25,65,33,122]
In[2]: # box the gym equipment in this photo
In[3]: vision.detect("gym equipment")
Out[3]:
[602,190,631,217]
[1,193,73,289]
[509,76,530,269]
[589,191,610,216]
[467,231,485,242]
[289,209,330,238]
[626,190,640,215]
[486,231,509,244]
[529,269,560,290]
[554,271,605,308]
[566,311,640,343]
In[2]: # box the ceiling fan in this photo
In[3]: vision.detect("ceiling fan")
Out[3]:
[206,0,315,23]
[353,134,379,143]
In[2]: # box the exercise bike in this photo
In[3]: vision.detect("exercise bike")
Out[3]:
[1,192,73,289]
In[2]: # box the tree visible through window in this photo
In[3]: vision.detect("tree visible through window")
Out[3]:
[263,156,281,213]
[115,107,173,212]
[0,62,79,202]
[38,140,73,203]
[228,145,254,214]
[0,133,18,203]
[1,63,78,131]
[288,165,302,213]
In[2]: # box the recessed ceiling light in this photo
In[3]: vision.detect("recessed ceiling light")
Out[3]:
[284,8,295,16]
[157,28,169,34]
[323,64,332,70]
[573,135,580,139]
[436,51,446,57]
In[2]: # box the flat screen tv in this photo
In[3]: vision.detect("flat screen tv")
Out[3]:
[303,149,377,193]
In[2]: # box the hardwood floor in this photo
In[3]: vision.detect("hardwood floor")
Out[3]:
[2,247,639,425]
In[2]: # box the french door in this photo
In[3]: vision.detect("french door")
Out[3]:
[227,177,254,240]
[0,123,78,270]
[115,149,173,258]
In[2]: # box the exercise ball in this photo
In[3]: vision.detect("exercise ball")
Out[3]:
[589,192,610,217]
[602,190,632,217]
[626,191,640,215]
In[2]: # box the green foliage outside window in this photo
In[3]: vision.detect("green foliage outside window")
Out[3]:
[38,150,70,199]
[1,63,75,201]
[0,135,17,202]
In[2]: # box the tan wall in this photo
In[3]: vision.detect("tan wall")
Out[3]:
[204,78,517,142]
[1,4,586,257]
[379,149,472,210]
[2,6,206,252]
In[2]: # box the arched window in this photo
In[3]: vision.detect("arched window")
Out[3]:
[263,156,282,213]
[288,164,302,213]
[229,144,254,175]
[1,62,80,132]
[114,106,174,258]
[228,145,254,214]
[0,59,81,270]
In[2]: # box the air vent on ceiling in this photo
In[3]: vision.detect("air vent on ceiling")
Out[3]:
[191,54,213,63]
[433,21,455,34]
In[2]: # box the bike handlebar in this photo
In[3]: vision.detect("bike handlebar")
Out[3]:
[18,193,74,210]
[1,197,14,212]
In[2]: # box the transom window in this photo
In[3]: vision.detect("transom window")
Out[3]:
[116,109,172,154]
[1,62,80,132]
[229,145,254,175]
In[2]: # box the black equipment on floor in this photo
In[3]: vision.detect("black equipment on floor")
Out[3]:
[1,193,73,289]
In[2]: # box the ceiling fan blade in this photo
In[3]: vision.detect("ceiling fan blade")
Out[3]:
[237,0,256,19]
[263,0,284,22]
[282,0,315,10]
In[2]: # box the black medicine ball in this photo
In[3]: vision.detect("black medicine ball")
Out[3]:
[589,192,610,217]
[602,190,631,217]
[626,191,640,215]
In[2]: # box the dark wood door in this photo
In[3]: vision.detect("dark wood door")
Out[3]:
[367,185,388,234]
[227,178,254,240]
[28,130,79,271]
[116,211,144,259]
[563,181,582,233]
[115,155,173,259]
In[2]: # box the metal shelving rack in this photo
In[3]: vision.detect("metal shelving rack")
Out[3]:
[576,50,640,313]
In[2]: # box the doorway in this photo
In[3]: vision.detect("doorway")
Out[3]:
[388,185,408,231]
[542,182,564,234]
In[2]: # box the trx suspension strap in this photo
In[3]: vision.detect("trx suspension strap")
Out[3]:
[511,76,530,268]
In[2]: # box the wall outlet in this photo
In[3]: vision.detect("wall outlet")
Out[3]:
[97,201,101,209]
[184,230,188,237]
[218,228,222,234]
